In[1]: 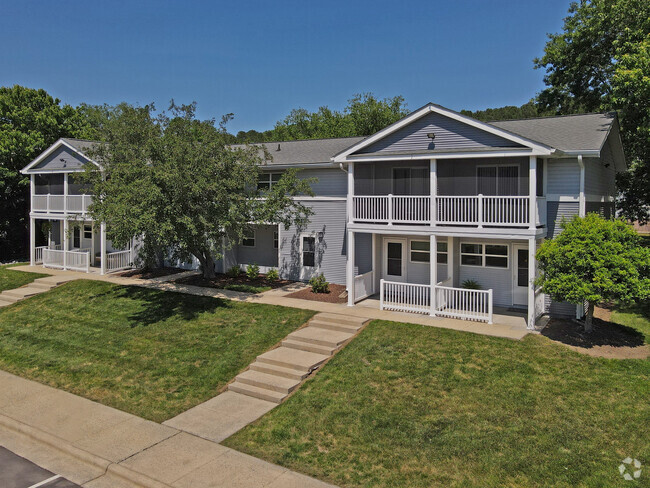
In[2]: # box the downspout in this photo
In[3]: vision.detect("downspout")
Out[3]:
[577,155,586,217]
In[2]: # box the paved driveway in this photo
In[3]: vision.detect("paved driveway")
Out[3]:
[0,447,79,488]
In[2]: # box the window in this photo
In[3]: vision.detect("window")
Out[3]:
[460,243,508,268]
[273,231,279,249]
[302,236,315,267]
[477,165,519,196]
[393,167,428,195]
[258,173,282,191]
[437,241,448,264]
[242,230,255,247]
[73,227,80,248]
[410,240,429,263]
[83,224,92,240]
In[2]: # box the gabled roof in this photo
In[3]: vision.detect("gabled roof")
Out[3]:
[21,138,101,174]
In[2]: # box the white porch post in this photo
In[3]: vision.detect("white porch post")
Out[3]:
[100,222,106,275]
[63,173,68,214]
[577,155,586,217]
[63,218,69,270]
[347,162,354,223]
[429,234,437,316]
[430,158,437,227]
[529,156,537,229]
[347,230,355,306]
[371,232,378,294]
[29,217,35,266]
[527,237,536,329]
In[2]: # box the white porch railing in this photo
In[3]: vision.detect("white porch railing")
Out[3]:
[106,250,131,273]
[534,286,546,321]
[433,285,493,323]
[42,249,90,273]
[380,280,431,314]
[352,195,539,227]
[35,246,47,264]
[379,279,493,323]
[354,271,374,302]
[31,193,92,213]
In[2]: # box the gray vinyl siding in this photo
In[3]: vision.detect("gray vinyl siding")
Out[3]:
[236,224,279,267]
[298,168,347,197]
[584,151,616,198]
[33,146,89,171]
[546,202,580,238]
[358,112,523,154]
[279,200,347,284]
[547,159,580,195]
[437,157,529,196]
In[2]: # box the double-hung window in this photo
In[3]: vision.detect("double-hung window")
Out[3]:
[73,227,81,248]
[83,224,92,240]
[302,236,315,267]
[460,243,508,268]
[258,173,282,191]
[242,231,256,247]
[409,240,448,264]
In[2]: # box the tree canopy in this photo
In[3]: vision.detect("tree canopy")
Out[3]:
[536,214,650,332]
[84,102,315,278]
[534,0,650,222]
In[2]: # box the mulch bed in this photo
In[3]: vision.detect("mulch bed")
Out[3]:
[119,267,187,279]
[176,273,292,291]
[541,306,649,359]
[285,283,348,304]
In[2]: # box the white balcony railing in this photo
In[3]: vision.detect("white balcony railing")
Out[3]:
[32,194,92,213]
[352,195,543,227]
[379,279,493,323]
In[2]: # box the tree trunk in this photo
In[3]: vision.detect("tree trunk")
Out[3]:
[584,302,595,333]
[202,253,216,279]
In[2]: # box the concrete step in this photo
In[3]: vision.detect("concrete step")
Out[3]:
[228,381,286,403]
[29,281,55,291]
[313,313,367,328]
[235,370,301,394]
[2,287,42,299]
[309,319,363,334]
[257,347,329,372]
[34,276,73,286]
[288,327,354,348]
[249,361,310,380]
[0,295,18,306]
[282,339,336,356]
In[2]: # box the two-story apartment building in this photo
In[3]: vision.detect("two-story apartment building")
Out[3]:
[22,103,625,329]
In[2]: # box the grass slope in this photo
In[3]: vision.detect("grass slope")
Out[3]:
[0,263,49,293]
[0,280,314,422]
[225,313,650,487]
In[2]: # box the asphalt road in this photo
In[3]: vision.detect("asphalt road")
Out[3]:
[0,446,80,488]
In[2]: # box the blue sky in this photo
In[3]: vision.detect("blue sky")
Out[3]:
[1,0,570,133]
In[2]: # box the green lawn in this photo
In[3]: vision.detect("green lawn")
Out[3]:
[0,263,49,293]
[0,280,314,422]
[225,307,650,487]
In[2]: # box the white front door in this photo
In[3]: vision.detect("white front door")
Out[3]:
[383,238,407,282]
[512,244,528,306]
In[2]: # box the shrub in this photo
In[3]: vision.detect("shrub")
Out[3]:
[227,265,241,278]
[246,263,260,280]
[309,273,330,293]
[266,268,279,282]
[461,279,482,290]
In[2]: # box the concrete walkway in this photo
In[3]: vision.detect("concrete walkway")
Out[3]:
[0,370,335,488]
[10,265,531,340]
[164,313,368,443]
[0,275,76,308]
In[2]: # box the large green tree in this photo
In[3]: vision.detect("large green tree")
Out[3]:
[84,102,314,278]
[534,0,650,222]
[0,85,90,260]
[536,214,650,333]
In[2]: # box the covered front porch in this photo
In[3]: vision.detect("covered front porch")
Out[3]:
[30,217,134,275]
[346,231,545,328]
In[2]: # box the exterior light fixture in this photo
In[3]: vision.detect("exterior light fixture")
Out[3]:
[426,132,436,140]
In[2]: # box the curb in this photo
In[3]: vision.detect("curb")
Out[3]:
[0,413,173,488]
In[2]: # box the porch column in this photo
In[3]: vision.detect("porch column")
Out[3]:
[347,162,354,224]
[448,236,455,287]
[100,221,106,275]
[577,155,586,217]
[527,237,536,329]
[63,173,68,214]
[529,156,537,229]
[429,234,437,316]
[347,230,355,306]
[29,217,35,266]
[430,158,437,227]
[371,233,378,294]
[63,217,69,270]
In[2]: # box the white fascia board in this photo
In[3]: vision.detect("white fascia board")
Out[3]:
[345,149,547,163]
[348,223,546,239]
[332,104,554,163]
[21,139,100,174]
[260,162,337,170]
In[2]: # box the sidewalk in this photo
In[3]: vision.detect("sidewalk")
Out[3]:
[0,370,335,488]
[11,265,531,340]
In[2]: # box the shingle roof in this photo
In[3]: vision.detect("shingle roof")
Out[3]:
[61,138,100,154]
[234,137,365,165]
[490,113,616,152]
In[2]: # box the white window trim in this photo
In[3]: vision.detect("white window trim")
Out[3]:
[408,238,449,265]
[436,241,449,265]
[83,224,92,240]
[300,233,317,269]
[475,164,521,195]
[273,231,279,249]
[460,242,509,269]
[258,172,282,191]
[241,230,256,248]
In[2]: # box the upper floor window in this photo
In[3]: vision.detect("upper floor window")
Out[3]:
[258,173,282,191]
[393,167,428,195]
[477,165,519,196]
